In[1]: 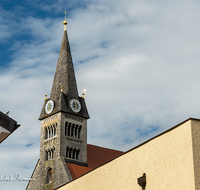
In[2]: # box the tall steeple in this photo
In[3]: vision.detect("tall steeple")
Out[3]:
[27,15,90,190]
[50,29,79,100]
[39,18,89,120]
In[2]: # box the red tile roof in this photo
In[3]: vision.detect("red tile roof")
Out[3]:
[66,144,124,180]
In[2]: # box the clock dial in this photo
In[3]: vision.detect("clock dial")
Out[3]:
[45,100,54,114]
[70,99,81,113]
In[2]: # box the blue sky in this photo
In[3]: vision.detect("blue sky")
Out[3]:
[1,0,200,189]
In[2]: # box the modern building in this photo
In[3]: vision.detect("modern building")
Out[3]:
[57,118,200,190]
[0,111,20,144]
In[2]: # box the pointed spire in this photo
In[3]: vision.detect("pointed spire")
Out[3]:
[50,26,79,101]
[49,12,78,100]
[39,17,89,120]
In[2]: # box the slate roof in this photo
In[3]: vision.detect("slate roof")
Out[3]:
[39,29,89,120]
[66,144,124,180]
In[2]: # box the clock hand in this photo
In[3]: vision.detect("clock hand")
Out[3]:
[48,103,50,111]
[74,100,77,110]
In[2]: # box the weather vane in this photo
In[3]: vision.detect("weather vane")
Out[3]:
[63,10,68,31]
[65,11,67,21]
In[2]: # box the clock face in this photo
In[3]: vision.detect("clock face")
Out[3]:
[45,100,54,114]
[70,99,81,113]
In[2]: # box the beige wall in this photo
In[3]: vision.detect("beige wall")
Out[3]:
[191,119,200,190]
[58,119,197,190]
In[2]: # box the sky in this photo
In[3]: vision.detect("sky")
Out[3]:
[1,0,200,189]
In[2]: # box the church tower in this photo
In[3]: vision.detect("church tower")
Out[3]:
[26,16,89,190]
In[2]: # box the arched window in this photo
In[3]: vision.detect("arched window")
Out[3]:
[51,125,54,137]
[73,149,76,159]
[49,150,51,160]
[65,122,81,138]
[51,149,53,159]
[66,147,80,160]
[46,148,55,160]
[78,125,82,138]
[48,127,51,138]
[53,124,56,136]
[46,151,48,161]
[47,168,52,183]
[66,147,69,157]
[75,125,78,138]
[45,128,48,139]
[76,150,80,160]
[45,123,57,139]
[65,122,68,135]
[68,123,71,136]
[47,150,49,160]
[53,147,55,158]
[71,124,75,137]
[69,148,73,158]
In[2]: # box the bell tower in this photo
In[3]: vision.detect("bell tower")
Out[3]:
[26,15,89,190]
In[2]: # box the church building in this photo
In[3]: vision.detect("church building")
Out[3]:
[26,17,123,190]
[27,16,200,190]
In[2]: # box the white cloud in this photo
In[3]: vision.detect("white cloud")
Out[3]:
[1,0,200,189]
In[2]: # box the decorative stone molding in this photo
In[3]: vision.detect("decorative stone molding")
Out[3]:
[42,115,58,125]
[65,136,82,144]
[65,114,83,122]
[64,158,87,166]
[44,137,57,146]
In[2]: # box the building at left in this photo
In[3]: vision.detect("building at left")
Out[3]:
[0,111,20,144]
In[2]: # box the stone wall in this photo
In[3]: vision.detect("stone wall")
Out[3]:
[27,111,87,190]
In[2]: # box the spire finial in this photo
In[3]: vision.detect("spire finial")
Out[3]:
[63,11,68,31]
[45,94,48,100]
[60,83,63,92]
[82,89,87,98]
